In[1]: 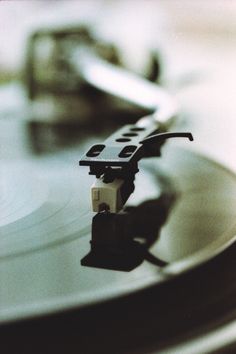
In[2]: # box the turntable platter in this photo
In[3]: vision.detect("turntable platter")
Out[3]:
[1,146,236,323]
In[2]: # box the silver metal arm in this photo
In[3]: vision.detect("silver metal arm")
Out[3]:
[71,49,178,126]
[76,49,181,213]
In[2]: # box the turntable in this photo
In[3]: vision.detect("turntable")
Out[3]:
[0,21,236,354]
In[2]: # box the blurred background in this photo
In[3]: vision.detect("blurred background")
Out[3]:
[0,0,235,171]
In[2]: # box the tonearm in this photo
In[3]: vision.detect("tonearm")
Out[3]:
[78,47,193,269]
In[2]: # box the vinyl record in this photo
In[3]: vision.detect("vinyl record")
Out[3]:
[1,144,236,326]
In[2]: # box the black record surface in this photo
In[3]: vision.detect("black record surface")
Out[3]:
[1,145,236,353]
